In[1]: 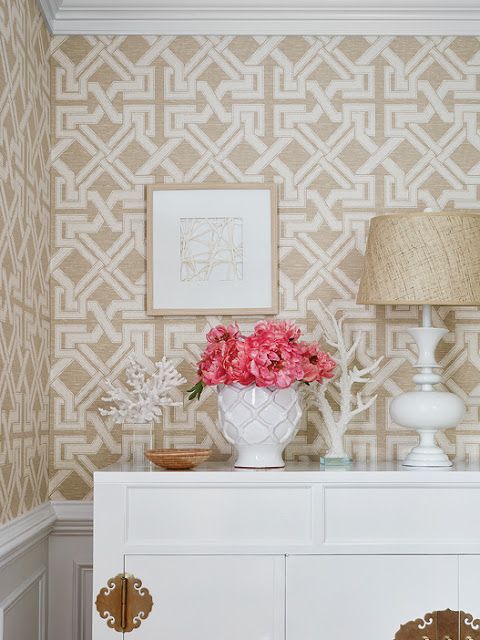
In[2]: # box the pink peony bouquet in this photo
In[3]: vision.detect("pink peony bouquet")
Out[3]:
[188,320,336,400]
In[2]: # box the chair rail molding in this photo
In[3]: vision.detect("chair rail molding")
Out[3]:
[0,504,55,570]
[51,501,94,536]
[0,501,93,567]
[36,0,480,35]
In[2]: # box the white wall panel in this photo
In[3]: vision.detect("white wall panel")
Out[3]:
[48,503,93,640]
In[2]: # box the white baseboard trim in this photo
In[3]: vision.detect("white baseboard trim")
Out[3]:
[0,504,55,569]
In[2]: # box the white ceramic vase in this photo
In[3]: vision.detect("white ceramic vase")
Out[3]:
[217,382,302,468]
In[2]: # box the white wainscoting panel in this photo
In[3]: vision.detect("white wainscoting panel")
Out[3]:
[49,502,93,640]
[0,504,51,640]
[0,568,46,640]
[72,563,93,640]
[0,501,93,640]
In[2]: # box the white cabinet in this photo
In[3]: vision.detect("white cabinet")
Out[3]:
[286,555,458,639]
[92,462,480,639]
[124,555,285,640]
[459,555,480,616]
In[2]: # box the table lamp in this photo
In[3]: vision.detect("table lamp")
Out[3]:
[357,212,480,467]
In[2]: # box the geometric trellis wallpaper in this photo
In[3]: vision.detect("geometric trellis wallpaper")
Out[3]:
[0,0,50,523]
[50,35,480,501]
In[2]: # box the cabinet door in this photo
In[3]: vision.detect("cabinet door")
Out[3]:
[287,555,458,639]
[459,555,480,619]
[125,555,285,640]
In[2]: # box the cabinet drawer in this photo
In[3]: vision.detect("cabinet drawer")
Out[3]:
[324,485,480,545]
[125,484,313,546]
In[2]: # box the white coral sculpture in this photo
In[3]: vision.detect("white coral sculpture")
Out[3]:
[99,356,186,424]
[314,302,383,461]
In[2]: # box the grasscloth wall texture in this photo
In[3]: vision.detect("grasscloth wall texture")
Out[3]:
[50,35,480,501]
[0,0,50,522]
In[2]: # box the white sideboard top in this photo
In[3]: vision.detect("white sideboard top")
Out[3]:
[94,460,480,484]
[93,459,480,556]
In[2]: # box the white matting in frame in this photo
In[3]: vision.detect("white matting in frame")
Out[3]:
[146,184,278,315]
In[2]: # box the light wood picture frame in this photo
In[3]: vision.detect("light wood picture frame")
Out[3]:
[146,183,278,316]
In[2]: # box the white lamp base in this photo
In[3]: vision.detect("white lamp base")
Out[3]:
[403,437,452,467]
[390,390,464,467]
[389,306,465,468]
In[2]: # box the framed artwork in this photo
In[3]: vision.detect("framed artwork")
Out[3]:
[146,184,278,316]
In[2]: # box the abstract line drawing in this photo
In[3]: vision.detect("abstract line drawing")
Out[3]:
[180,217,243,282]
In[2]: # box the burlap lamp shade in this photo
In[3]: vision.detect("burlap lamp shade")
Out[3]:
[357,212,480,306]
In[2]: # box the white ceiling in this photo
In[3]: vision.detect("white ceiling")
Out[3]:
[37,0,480,35]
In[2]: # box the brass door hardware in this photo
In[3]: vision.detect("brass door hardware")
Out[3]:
[395,609,480,640]
[95,574,153,633]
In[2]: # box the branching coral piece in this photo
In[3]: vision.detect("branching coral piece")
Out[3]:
[314,302,383,460]
[99,356,186,424]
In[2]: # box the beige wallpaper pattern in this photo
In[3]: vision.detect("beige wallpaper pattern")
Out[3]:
[50,35,480,500]
[0,0,50,522]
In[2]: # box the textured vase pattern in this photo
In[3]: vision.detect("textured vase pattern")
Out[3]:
[217,383,302,468]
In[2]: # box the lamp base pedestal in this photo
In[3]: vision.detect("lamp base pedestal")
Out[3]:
[402,430,452,467]
[388,311,466,469]
[390,390,464,468]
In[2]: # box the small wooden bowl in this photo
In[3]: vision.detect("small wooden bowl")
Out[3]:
[145,448,211,470]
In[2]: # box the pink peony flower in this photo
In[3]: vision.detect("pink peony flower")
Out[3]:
[206,323,240,344]
[252,319,301,343]
[188,319,336,399]
[197,342,229,386]
[197,327,255,387]
[244,321,305,388]
[300,342,336,383]
[224,340,255,386]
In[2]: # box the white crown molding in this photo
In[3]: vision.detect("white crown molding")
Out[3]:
[0,504,55,569]
[37,0,61,33]
[37,0,480,35]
